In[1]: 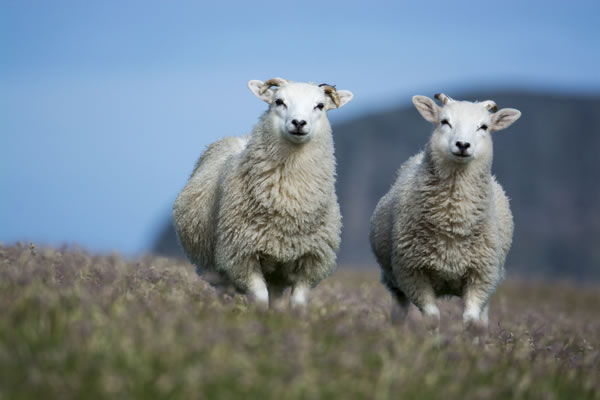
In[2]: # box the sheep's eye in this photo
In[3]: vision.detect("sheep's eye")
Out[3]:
[275,99,285,107]
[480,124,488,131]
[441,119,451,127]
[315,103,325,111]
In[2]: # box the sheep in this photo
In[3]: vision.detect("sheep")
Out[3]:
[173,78,353,309]
[369,93,521,332]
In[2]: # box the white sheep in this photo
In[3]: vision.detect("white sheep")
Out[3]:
[173,78,353,308]
[369,93,521,332]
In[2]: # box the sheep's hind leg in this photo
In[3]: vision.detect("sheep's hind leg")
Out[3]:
[395,269,440,330]
[267,282,287,310]
[389,286,410,325]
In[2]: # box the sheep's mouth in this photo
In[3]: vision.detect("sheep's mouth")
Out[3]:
[452,152,470,158]
[451,151,473,161]
[451,150,472,158]
[289,129,308,136]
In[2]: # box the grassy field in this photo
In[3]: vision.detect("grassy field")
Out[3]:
[0,243,598,399]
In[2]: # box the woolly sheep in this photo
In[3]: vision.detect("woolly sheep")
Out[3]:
[173,78,353,308]
[369,93,521,331]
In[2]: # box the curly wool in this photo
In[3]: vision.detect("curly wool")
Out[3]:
[173,112,340,292]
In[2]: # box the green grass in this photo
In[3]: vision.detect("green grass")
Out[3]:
[0,243,598,399]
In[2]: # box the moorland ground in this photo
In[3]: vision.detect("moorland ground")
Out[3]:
[0,243,598,399]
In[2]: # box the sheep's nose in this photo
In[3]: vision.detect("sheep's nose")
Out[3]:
[455,141,471,151]
[292,119,307,128]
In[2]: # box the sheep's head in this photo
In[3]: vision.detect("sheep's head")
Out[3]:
[412,94,521,165]
[248,78,353,144]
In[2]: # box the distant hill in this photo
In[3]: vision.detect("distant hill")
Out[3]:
[152,91,600,280]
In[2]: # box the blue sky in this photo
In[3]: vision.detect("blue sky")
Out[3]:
[1,0,599,255]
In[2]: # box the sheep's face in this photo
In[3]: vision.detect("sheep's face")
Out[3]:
[433,102,495,164]
[413,95,521,166]
[248,79,353,145]
[270,83,330,144]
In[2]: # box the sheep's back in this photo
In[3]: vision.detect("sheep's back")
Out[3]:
[370,153,423,275]
[173,136,248,270]
[491,177,514,265]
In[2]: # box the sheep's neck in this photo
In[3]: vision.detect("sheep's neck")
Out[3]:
[419,148,492,237]
[240,121,335,215]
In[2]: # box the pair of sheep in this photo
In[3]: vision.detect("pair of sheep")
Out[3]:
[173,78,521,332]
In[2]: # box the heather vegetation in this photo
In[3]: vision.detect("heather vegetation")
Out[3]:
[0,243,598,399]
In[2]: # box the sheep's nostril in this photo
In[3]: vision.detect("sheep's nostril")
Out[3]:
[292,120,307,128]
[456,141,470,150]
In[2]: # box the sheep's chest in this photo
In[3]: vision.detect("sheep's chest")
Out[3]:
[401,176,500,282]
[222,149,338,265]
[401,222,499,294]
[248,202,331,262]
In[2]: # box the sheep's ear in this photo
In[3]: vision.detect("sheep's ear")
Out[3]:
[321,84,352,110]
[249,78,288,104]
[248,80,275,103]
[490,108,521,131]
[412,95,440,123]
[334,90,353,109]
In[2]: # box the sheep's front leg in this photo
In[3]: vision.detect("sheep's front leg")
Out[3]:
[480,303,489,328]
[290,282,310,309]
[248,272,269,308]
[289,254,324,309]
[382,271,410,325]
[462,278,495,333]
[389,285,410,325]
[395,268,439,329]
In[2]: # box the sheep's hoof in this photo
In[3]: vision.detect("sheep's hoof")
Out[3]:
[424,315,440,331]
[268,298,288,311]
[422,304,440,331]
[247,292,269,311]
[290,284,309,311]
[290,298,308,312]
[250,298,269,312]
[463,316,488,344]
[390,302,409,326]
